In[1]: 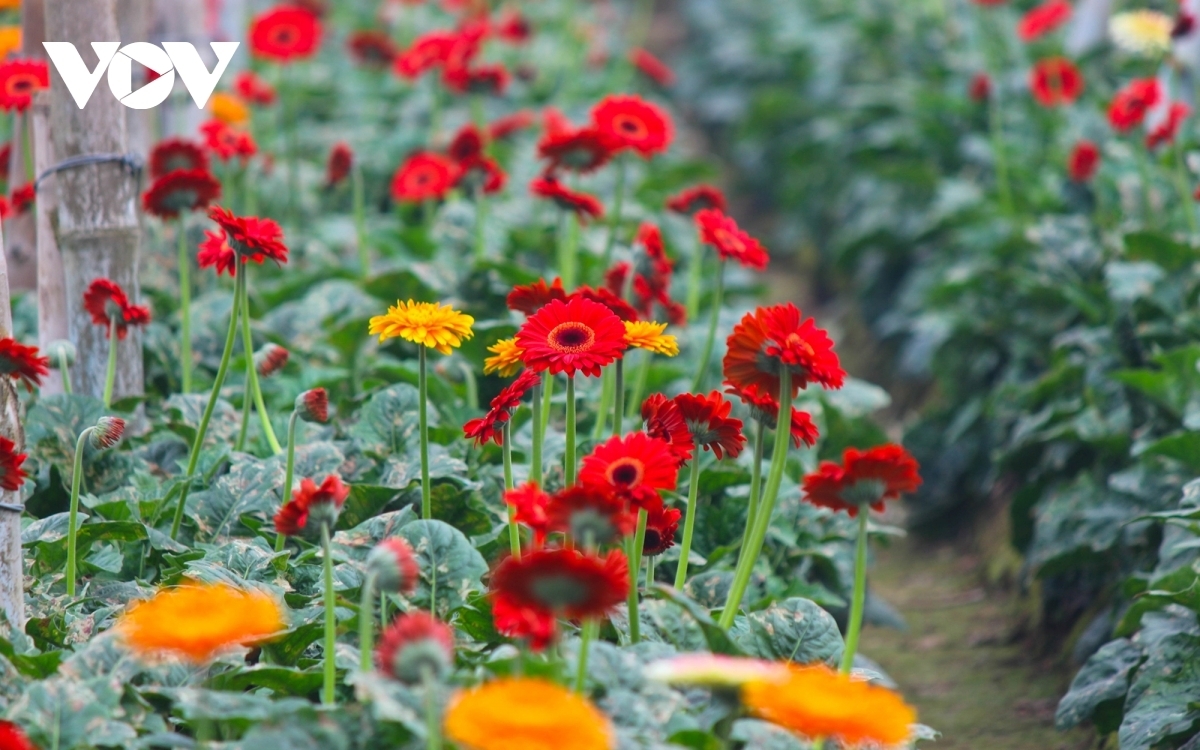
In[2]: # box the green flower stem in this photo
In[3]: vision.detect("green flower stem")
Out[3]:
[1136,147,1155,225]
[354,163,369,277]
[627,509,647,644]
[719,369,792,629]
[839,510,870,675]
[58,349,72,394]
[474,192,489,260]
[239,280,282,455]
[359,570,378,674]
[601,158,627,268]
[459,361,478,411]
[235,372,251,451]
[178,219,193,394]
[673,445,703,589]
[171,270,245,540]
[592,369,613,440]
[276,411,300,553]
[20,113,33,183]
[986,78,1014,216]
[102,318,118,407]
[65,427,95,597]
[574,618,597,693]
[613,358,624,436]
[531,379,544,487]
[321,523,337,705]
[422,666,443,750]
[738,420,766,557]
[690,260,724,393]
[503,422,521,558]
[565,375,577,486]
[686,239,705,320]
[559,213,579,290]
[419,346,432,519]
[626,350,651,419]
[540,374,554,438]
[646,555,656,591]
[1174,143,1198,235]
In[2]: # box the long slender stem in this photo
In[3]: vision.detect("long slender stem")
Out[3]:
[646,555,656,591]
[626,350,651,419]
[738,420,766,556]
[674,445,703,589]
[178,219,193,394]
[565,375,577,486]
[986,81,1014,216]
[321,523,337,705]
[353,163,369,277]
[503,422,520,558]
[628,509,647,644]
[240,280,282,454]
[592,369,613,440]
[20,113,33,183]
[601,158,627,268]
[540,374,553,437]
[58,349,72,394]
[474,193,489,260]
[170,271,245,540]
[419,347,431,519]
[236,372,252,451]
[559,213,579,290]
[686,239,704,321]
[574,618,596,693]
[423,666,443,750]
[276,411,300,552]
[1174,143,1198,234]
[691,261,724,392]
[613,359,624,436]
[65,428,93,597]
[719,369,792,629]
[102,318,118,407]
[530,379,544,487]
[359,571,378,674]
[839,511,870,674]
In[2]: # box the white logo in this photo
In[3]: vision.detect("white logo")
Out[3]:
[42,41,240,110]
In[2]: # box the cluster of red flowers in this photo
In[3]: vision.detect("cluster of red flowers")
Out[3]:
[463,369,541,446]
[200,120,258,163]
[83,278,152,340]
[390,7,529,95]
[604,223,687,324]
[390,123,508,203]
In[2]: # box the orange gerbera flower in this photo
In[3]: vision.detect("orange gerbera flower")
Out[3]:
[444,678,614,750]
[723,303,844,399]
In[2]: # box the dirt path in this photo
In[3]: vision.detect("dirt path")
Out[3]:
[862,538,1097,750]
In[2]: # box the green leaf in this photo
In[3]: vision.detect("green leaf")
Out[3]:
[165,394,241,446]
[350,383,432,458]
[1124,231,1192,272]
[1138,432,1200,472]
[729,597,844,666]
[652,584,745,656]
[210,664,324,697]
[1118,633,1200,749]
[1111,345,1200,419]
[1056,638,1144,732]
[333,507,419,552]
[730,719,812,749]
[24,394,104,469]
[397,519,488,615]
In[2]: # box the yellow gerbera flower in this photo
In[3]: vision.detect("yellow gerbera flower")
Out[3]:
[741,664,916,747]
[368,300,475,355]
[443,678,613,750]
[484,337,525,377]
[623,320,679,357]
[0,26,22,59]
[116,583,285,664]
[1110,11,1173,56]
[209,91,250,125]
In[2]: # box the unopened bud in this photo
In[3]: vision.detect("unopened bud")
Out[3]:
[254,343,289,378]
[366,538,420,595]
[90,416,125,449]
[376,612,455,684]
[295,388,328,423]
[46,340,76,366]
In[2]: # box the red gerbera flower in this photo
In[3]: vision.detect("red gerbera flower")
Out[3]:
[537,126,620,173]
[545,484,637,545]
[489,110,536,140]
[1109,78,1162,132]
[641,393,694,465]
[591,94,673,158]
[505,481,551,549]
[207,206,289,265]
[630,48,675,87]
[672,391,746,460]
[492,594,557,651]
[969,72,991,102]
[141,169,221,219]
[10,184,33,215]
[1017,0,1072,41]
[723,303,845,398]
[200,120,257,161]
[491,546,629,620]
[1029,57,1084,107]
[391,152,460,203]
[463,369,541,446]
[457,155,507,195]
[802,444,921,517]
[448,124,486,161]
[443,63,510,95]
[197,230,238,276]
[375,612,455,682]
[250,5,322,62]
[529,176,605,223]
[1147,102,1190,150]
[495,9,532,43]
[0,337,49,392]
[234,70,277,106]
[255,343,290,378]
[579,431,679,509]
[83,278,151,340]
[695,209,769,270]
[666,184,727,215]
[507,278,568,315]
[515,297,627,378]
[727,383,819,448]
[1067,140,1100,182]
[149,137,209,178]
[274,474,350,536]
[0,59,48,112]
[394,30,458,79]
[348,30,398,67]
[641,503,682,557]
[326,142,353,188]
[0,720,35,750]
[572,285,640,322]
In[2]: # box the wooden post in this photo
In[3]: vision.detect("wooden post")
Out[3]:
[0,216,26,633]
[3,0,48,291]
[32,90,67,397]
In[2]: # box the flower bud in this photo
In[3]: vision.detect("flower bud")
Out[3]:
[366,538,420,595]
[254,343,289,378]
[376,612,455,684]
[90,416,125,449]
[45,339,77,366]
[295,388,328,423]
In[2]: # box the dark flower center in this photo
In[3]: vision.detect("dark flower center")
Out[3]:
[606,457,644,487]
[547,321,595,353]
[269,24,299,47]
[7,76,35,96]
[613,114,649,141]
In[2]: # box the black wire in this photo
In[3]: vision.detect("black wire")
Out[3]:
[34,153,144,191]
[0,502,23,513]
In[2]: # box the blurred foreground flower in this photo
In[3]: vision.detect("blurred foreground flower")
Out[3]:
[1110,10,1173,56]
[443,678,613,750]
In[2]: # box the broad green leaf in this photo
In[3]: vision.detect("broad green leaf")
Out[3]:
[350,383,433,457]
[397,519,487,615]
[165,394,240,446]
[333,507,419,552]
[729,597,844,665]
[1056,638,1144,732]
[653,585,745,656]
[1118,633,1200,750]
[730,719,812,749]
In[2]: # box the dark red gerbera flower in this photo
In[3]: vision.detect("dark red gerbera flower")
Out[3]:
[630,48,675,87]
[545,484,637,545]
[456,155,507,195]
[571,285,640,322]
[197,230,238,276]
[727,383,819,448]
[641,392,694,465]
[1068,140,1100,182]
[672,391,746,460]
[0,59,48,112]
[508,278,569,315]
[1029,57,1083,107]
[489,109,536,140]
[250,5,322,62]
[375,612,455,683]
[591,94,673,158]
[0,720,35,750]
[10,184,33,215]
[495,9,532,43]
[642,503,682,557]
[149,137,209,178]
[1174,10,1196,38]
[142,169,222,219]
[969,72,991,102]
[529,176,605,223]
[234,70,277,106]
[393,30,458,79]
[802,444,921,517]
[1017,0,1072,41]
[491,546,629,620]
[723,303,845,398]
[443,63,510,95]
[274,474,350,536]
[200,120,257,161]
[0,337,49,392]
[463,369,541,446]
[1109,78,1162,132]
[608,222,682,323]
[83,278,151,340]
[91,416,125,450]
[515,297,627,377]
[666,184,727,215]
[391,152,460,203]
[579,431,679,509]
[492,594,557,651]
[695,209,769,270]
[505,481,551,548]
[207,206,289,265]
[325,142,353,187]
[537,125,620,173]
[448,124,486,161]
[1147,102,1190,150]
[348,30,398,67]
